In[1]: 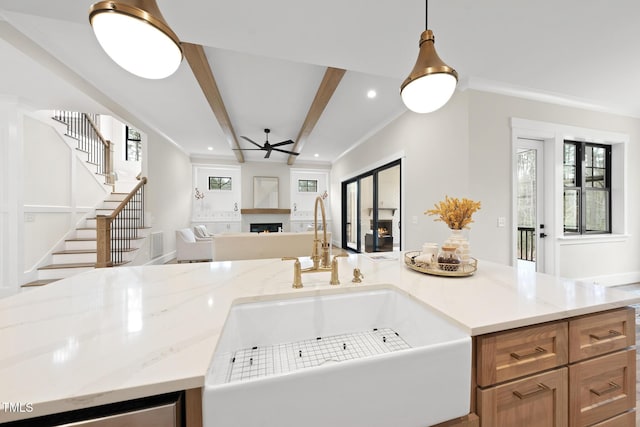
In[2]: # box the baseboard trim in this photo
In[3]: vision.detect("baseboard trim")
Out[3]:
[145,251,176,266]
[574,271,640,287]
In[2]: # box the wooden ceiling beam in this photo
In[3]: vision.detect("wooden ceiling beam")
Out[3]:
[182,42,244,163]
[287,67,346,165]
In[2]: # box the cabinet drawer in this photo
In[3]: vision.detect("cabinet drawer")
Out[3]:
[590,410,635,427]
[569,348,636,427]
[476,321,568,387]
[569,307,635,363]
[477,367,568,427]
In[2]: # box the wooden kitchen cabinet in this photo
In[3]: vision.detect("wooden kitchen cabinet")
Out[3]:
[568,306,635,363]
[476,321,568,387]
[477,367,568,427]
[475,307,636,427]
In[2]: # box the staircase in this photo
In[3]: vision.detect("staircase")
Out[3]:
[23,192,149,287]
[22,111,148,288]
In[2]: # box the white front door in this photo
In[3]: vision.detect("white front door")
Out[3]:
[515,138,546,272]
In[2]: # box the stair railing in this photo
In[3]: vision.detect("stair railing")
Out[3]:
[53,110,114,186]
[96,177,147,268]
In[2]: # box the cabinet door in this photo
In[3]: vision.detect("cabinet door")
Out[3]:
[477,367,568,427]
[477,321,568,387]
[58,401,181,426]
[589,410,636,427]
[569,307,635,363]
[569,349,636,427]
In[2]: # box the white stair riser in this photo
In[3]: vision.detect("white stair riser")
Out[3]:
[65,240,96,251]
[53,253,96,264]
[105,194,128,202]
[101,201,142,209]
[65,240,145,251]
[111,240,145,250]
[85,219,143,228]
[95,211,142,219]
[76,229,97,239]
[38,267,94,280]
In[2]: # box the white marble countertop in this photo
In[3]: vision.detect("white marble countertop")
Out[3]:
[1,253,638,422]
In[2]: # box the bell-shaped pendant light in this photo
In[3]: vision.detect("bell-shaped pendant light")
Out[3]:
[400,1,458,113]
[89,0,183,79]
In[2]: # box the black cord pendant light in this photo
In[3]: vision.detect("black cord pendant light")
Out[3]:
[400,0,458,113]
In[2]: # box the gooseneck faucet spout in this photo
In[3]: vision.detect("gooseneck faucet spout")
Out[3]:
[312,196,330,269]
[282,196,346,288]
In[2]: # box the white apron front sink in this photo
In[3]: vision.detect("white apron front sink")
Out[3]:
[203,285,471,427]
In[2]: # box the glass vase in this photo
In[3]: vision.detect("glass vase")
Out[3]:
[444,228,471,264]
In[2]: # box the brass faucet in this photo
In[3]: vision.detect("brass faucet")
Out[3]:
[282,196,347,287]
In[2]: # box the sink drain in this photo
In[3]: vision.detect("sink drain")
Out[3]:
[226,328,410,383]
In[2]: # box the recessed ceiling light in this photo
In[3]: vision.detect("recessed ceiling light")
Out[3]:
[367,89,377,99]
[207,146,213,151]
[314,153,320,158]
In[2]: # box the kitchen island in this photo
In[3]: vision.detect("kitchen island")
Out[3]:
[0,254,638,425]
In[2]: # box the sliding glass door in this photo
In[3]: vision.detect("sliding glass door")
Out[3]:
[341,160,401,253]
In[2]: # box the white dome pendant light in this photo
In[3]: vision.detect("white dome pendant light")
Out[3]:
[89,0,183,79]
[400,0,458,113]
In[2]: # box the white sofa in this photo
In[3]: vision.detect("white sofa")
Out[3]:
[211,231,331,261]
[175,228,213,263]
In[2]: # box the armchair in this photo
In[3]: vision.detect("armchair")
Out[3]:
[175,228,213,263]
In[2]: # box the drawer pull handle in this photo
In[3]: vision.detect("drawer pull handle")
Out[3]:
[589,329,621,341]
[510,346,547,360]
[513,383,550,400]
[590,381,621,397]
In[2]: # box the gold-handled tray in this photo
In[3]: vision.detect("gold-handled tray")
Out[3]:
[404,251,477,277]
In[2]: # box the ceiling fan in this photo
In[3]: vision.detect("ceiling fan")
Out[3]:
[235,129,299,159]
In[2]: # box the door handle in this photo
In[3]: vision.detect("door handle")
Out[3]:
[539,233,547,238]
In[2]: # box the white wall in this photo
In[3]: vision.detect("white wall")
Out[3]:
[331,90,470,252]
[331,88,640,283]
[99,115,141,192]
[137,127,192,265]
[0,97,20,290]
[290,168,331,232]
[190,164,241,234]
[467,90,640,283]
[22,114,108,280]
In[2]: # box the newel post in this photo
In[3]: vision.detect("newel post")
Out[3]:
[96,215,113,268]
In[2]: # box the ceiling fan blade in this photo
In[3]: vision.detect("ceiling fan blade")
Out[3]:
[233,148,264,151]
[271,147,299,155]
[240,136,264,149]
[270,139,295,147]
[264,149,272,159]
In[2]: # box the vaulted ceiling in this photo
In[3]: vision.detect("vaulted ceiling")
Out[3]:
[1,1,639,165]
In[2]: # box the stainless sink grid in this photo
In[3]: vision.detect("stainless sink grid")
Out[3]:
[225,328,410,383]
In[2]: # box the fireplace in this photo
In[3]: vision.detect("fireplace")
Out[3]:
[365,219,393,252]
[250,222,283,233]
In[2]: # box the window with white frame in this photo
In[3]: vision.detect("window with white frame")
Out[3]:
[208,176,232,191]
[298,179,318,193]
[563,140,611,234]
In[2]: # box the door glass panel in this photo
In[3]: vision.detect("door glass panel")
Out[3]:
[345,181,358,250]
[375,165,400,252]
[517,149,536,262]
[360,176,374,253]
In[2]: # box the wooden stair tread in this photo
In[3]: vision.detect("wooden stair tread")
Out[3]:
[53,249,96,255]
[21,279,59,287]
[65,238,96,242]
[38,263,95,270]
